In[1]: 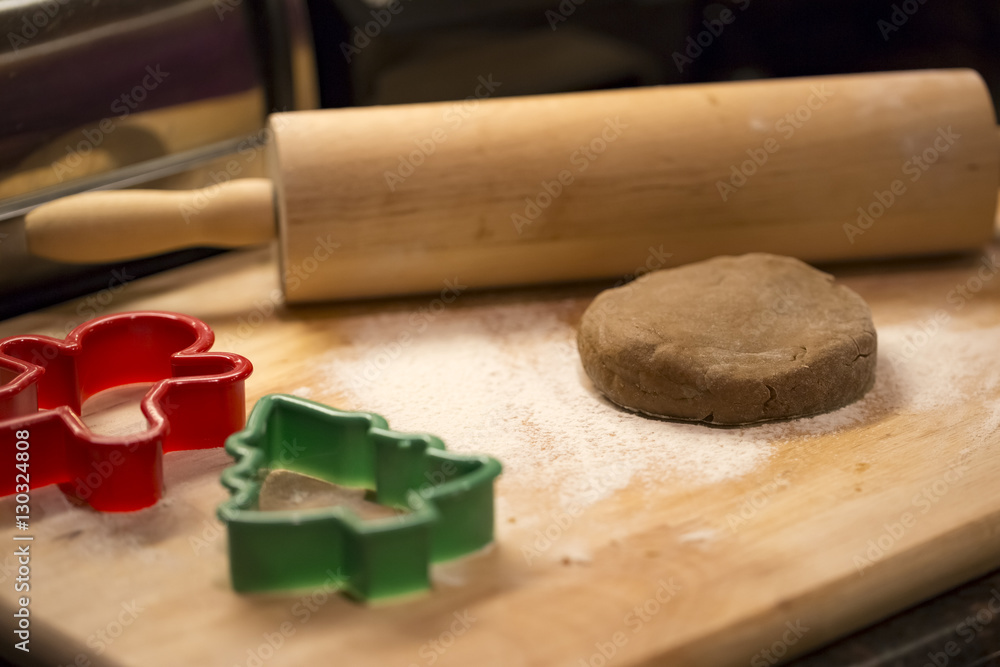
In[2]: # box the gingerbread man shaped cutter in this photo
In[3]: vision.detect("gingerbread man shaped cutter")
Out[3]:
[0,311,252,511]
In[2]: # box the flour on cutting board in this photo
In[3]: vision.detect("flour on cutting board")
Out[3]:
[312,299,996,512]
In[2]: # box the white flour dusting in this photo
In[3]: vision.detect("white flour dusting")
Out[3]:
[876,321,1000,453]
[314,299,998,511]
[877,323,1000,413]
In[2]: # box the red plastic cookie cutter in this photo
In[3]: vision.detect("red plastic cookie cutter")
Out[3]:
[0,311,252,511]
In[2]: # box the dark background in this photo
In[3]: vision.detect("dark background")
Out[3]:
[308,0,1000,109]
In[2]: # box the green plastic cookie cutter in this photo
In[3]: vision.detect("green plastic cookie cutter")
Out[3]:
[217,394,502,601]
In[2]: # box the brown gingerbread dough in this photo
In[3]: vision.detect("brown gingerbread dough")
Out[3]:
[577,253,876,425]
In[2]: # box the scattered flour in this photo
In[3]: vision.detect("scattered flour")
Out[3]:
[877,323,1000,414]
[315,299,998,511]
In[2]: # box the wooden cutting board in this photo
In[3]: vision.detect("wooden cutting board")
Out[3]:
[2,243,1000,667]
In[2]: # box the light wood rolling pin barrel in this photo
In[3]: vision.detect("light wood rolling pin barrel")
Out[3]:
[25,69,1000,303]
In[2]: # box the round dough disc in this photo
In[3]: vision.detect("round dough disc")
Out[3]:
[577,253,877,425]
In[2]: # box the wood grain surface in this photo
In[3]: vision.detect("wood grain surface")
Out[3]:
[271,70,999,302]
[2,242,1000,667]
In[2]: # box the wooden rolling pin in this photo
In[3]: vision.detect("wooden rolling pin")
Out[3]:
[26,69,1000,303]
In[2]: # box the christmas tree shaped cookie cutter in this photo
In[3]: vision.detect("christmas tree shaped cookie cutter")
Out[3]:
[218,394,502,601]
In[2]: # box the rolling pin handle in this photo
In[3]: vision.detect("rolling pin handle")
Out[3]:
[24,178,276,264]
